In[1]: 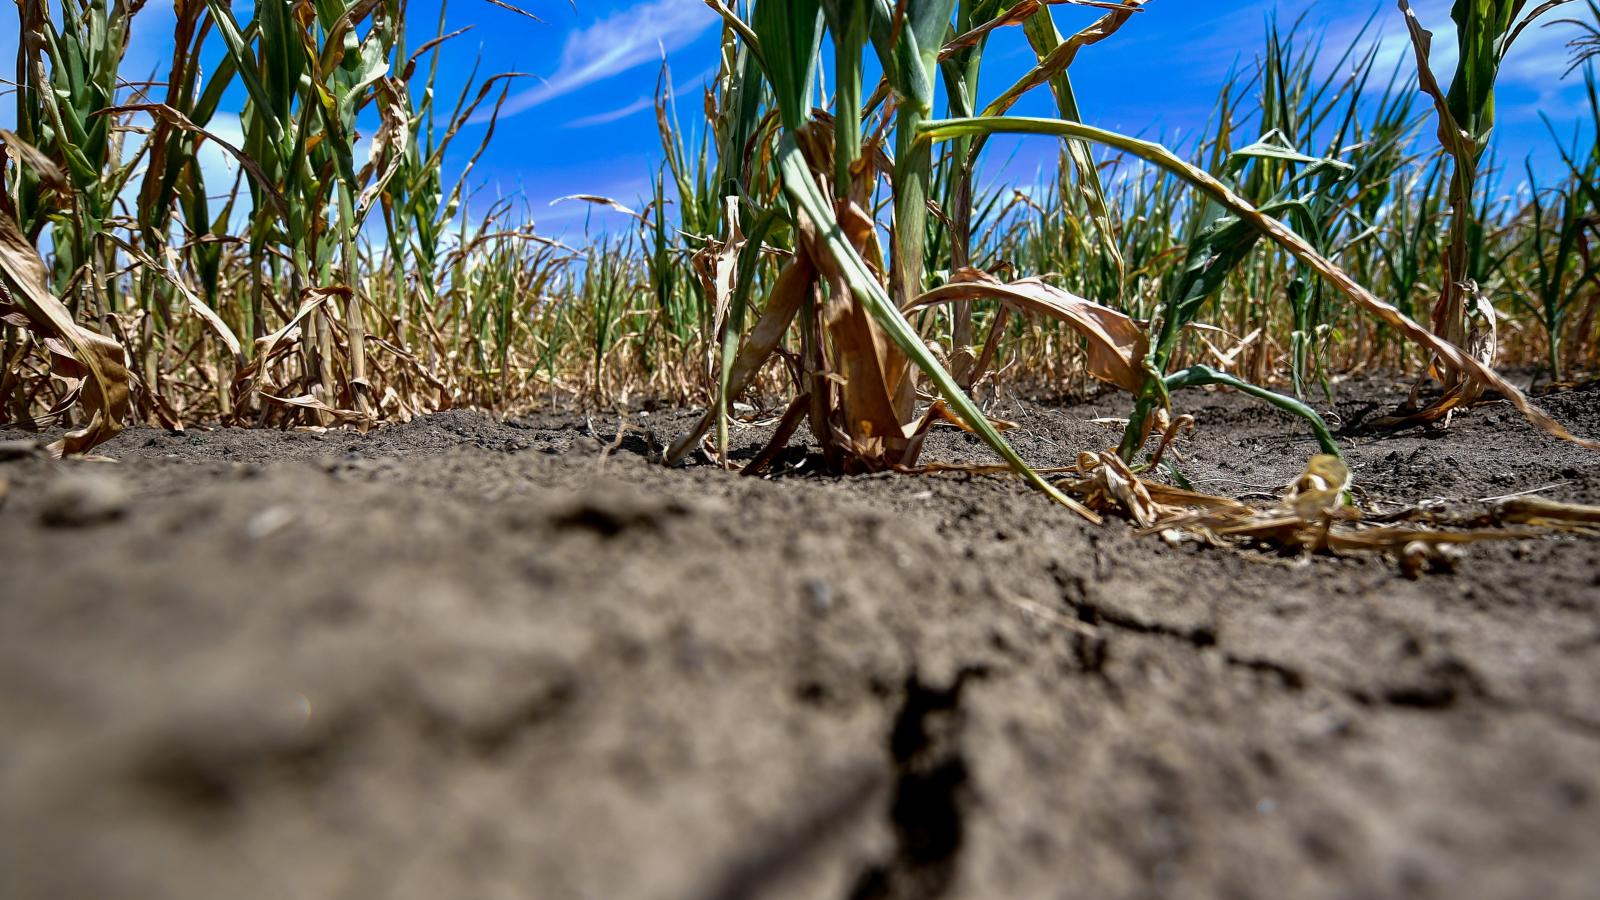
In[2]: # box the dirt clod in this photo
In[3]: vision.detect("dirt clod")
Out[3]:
[38,471,130,527]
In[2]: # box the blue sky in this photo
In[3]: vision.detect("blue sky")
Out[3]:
[2,0,1594,238]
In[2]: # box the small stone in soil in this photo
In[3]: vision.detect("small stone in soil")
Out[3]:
[39,472,130,527]
[802,578,834,614]
[245,506,296,539]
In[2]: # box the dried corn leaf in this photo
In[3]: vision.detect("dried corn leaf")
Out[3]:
[699,196,744,359]
[1377,286,1499,428]
[355,78,412,222]
[1098,453,1600,571]
[666,251,817,465]
[106,235,243,362]
[1066,451,1160,528]
[551,194,644,220]
[916,116,1600,451]
[259,392,372,426]
[103,103,289,218]
[1494,496,1600,527]
[0,128,68,192]
[907,269,1148,392]
[0,208,130,455]
[813,200,908,465]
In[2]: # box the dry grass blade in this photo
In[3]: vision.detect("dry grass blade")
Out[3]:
[479,0,544,23]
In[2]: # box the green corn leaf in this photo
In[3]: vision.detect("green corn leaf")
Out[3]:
[752,0,822,132]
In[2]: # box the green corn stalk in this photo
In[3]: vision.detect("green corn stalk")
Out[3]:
[1397,0,1580,386]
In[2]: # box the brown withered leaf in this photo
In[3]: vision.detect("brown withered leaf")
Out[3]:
[550,194,644,220]
[259,393,372,427]
[804,199,910,467]
[1377,284,1499,429]
[0,208,130,456]
[1494,496,1600,528]
[665,251,818,465]
[0,128,68,192]
[1115,453,1597,572]
[105,235,243,362]
[100,104,289,219]
[1066,451,1161,528]
[355,78,412,221]
[907,269,1148,393]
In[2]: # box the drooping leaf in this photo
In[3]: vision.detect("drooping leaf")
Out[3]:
[0,205,129,455]
[907,269,1148,392]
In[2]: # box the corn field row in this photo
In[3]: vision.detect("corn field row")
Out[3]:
[1,0,1598,466]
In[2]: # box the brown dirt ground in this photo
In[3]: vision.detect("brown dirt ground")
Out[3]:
[2,376,1599,900]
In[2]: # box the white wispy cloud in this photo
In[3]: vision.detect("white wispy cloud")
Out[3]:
[1159,0,1586,96]
[1315,0,1584,91]
[565,96,654,129]
[493,0,716,120]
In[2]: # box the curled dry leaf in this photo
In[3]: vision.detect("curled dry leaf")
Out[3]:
[0,128,68,192]
[104,235,243,362]
[1065,451,1160,528]
[1283,454,1353,521]
[907,268,1148,392]
[258,393,372,426]
[1062,452,1600,571]
[355,77,412,223]
[0,207,130,456]
[817,201,911,466]
[550,194,644,220]
[697,196,744,361]
[1495,496,1600,528]
[235,286,352,397]
[1378,283,1499,429]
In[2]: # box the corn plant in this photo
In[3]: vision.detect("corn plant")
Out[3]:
[666,0,1600,510]
[4,0,1599,466]
[1392,0,1586,418]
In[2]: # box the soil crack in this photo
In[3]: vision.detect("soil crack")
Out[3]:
[849,669,983,900]
[1063,595,1217,649]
